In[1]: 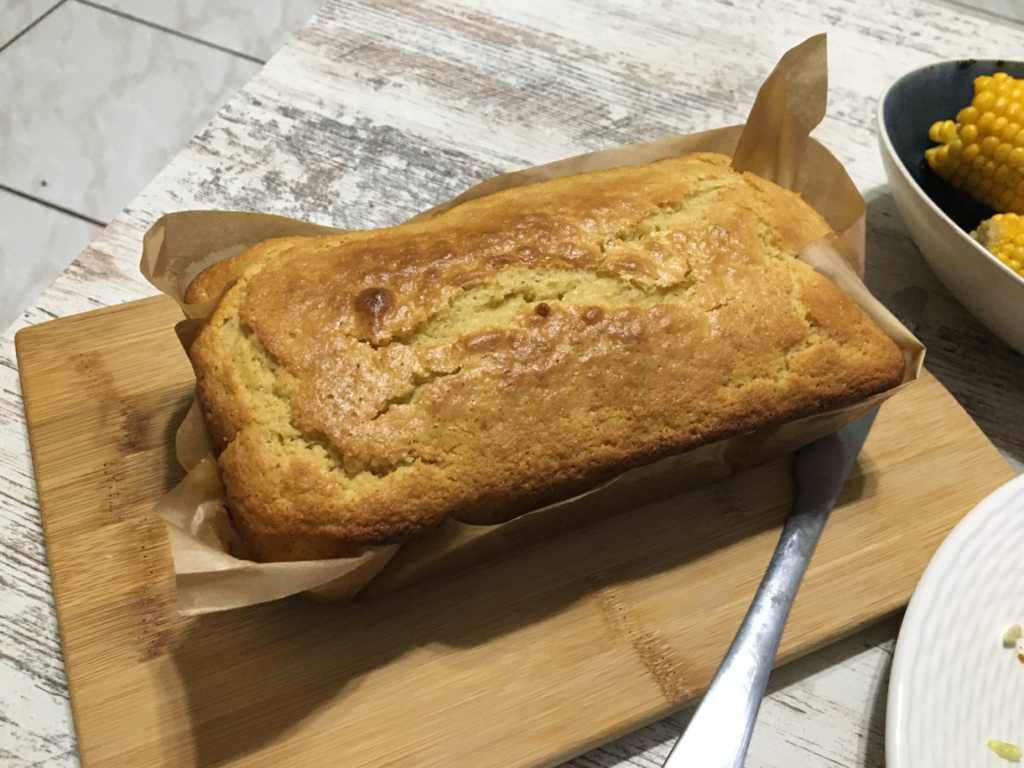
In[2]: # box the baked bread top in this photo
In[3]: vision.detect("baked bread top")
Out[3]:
[186,152,905,562]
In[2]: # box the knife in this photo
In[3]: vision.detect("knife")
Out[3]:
[661,407,877,768]
[661,287,925,768]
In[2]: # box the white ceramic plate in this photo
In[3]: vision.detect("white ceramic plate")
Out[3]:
[887,474,1024,767]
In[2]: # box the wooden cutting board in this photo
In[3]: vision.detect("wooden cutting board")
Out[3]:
[15,294,1015,768]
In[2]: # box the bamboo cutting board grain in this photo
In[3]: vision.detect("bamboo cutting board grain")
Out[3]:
[15,294,1016,768]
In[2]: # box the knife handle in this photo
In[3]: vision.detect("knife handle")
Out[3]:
[661,410,876,768]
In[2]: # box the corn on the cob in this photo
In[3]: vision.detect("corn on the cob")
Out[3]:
[972,212,1024,278]
[925,72,1024,214]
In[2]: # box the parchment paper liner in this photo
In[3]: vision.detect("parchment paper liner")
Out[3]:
[141,35,924,614]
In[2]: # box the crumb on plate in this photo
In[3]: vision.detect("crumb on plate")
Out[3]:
[989,740,1023,761]
[1004,624,1023,647]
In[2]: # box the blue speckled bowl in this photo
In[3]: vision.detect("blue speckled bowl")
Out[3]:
[878,59,1024,355]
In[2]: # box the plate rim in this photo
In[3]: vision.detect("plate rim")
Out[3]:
[885,472,1024,767]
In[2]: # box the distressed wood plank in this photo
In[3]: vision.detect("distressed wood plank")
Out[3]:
[3,1,1024,766]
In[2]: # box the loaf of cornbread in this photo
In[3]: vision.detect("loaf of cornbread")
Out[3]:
[185,152,905,563]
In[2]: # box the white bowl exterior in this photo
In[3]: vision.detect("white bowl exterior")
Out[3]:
[886,474,1024,768]
[877,112,1024,356]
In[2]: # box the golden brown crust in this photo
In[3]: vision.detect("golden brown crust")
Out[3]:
[183,237,308,305]
[186,153,905,562]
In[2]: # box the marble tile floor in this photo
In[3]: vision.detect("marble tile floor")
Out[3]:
[0,0,323,333]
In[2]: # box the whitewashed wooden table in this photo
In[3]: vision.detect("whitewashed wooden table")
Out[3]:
[3,1,1024,766]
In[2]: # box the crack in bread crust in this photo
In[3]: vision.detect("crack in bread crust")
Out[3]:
[187,153,905,562]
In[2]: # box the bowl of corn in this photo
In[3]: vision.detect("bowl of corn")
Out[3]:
[879,59,1024,355]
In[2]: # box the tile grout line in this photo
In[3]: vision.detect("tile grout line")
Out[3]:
[73,0,268,65]
[0,0,68,56]
[0,184,108,228]
[931,0,1024,28]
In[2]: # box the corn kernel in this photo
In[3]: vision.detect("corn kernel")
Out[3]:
[929,121,944,142]
[988,740,1022,761]
[958,105,980,124]
[983,135,1001,154]
[979,111,997,132]
[1010,147,1024,168]
[1002,122,1021,143]
[1008,102,1024,122]
[961,123,980,143]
